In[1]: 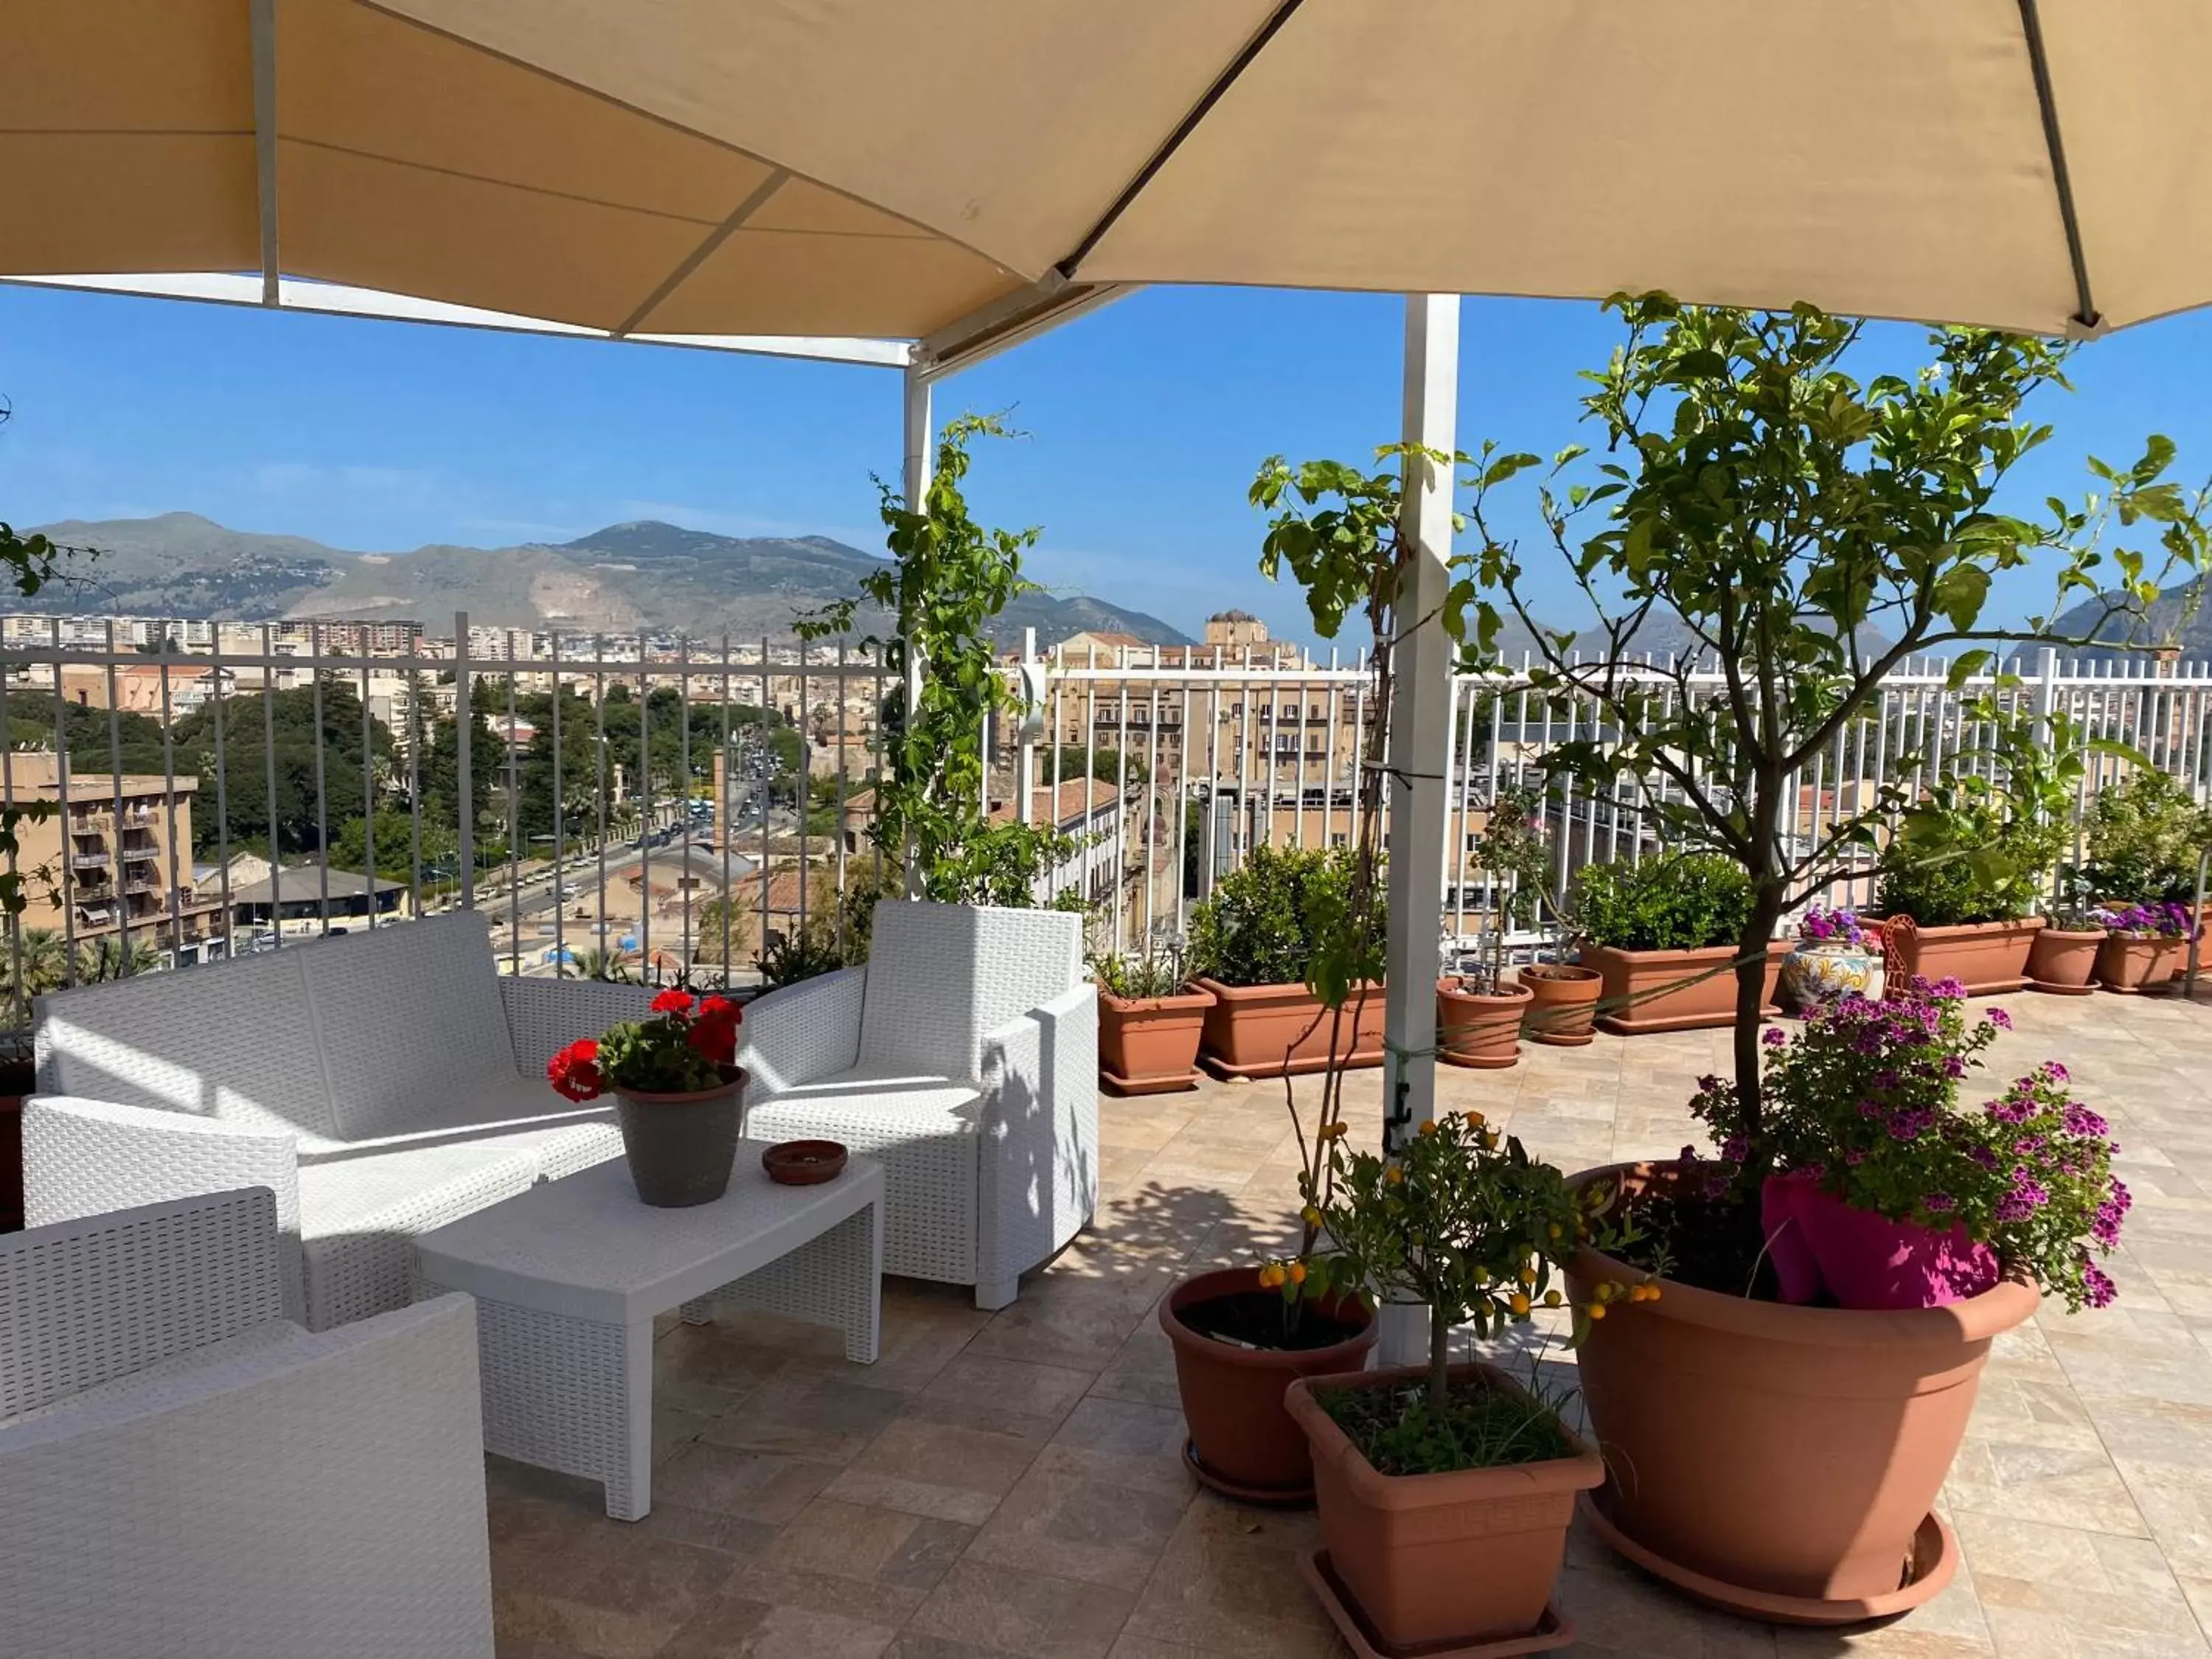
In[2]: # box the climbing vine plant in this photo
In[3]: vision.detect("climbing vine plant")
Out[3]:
[801,413,1073,907]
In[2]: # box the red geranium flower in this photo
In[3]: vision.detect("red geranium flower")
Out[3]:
[546,1037,603,1102]
[650,989,696,1017]
[687,995,742,1065]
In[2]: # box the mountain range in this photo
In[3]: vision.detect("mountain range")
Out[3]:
[20,513,1194,648]
[2044,580,2212,663]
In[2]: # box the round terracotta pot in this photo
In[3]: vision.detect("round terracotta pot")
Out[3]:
[613,1070,746,1207]
[1097,982,1214,1094]
[1521,963,1602,1046]
[1285,1361,1601,1649]
[2026,928,2102,994]
[1563,1161,2037,1624]
[2096,933,2183,992]
[1436,977,1532,1069]
[1161,1266,1377,1501]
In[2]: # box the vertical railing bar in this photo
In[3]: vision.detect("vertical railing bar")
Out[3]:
[505,632,521,975]
[0,647,18,1021]
[594,636,609,971]
[262,625,279,950]
[834,636,849,954]
[49,619,75,983]
[359,647,375,931]
[637,637,650,982]
[104,619,130,974]
[796,639,811,954]
[406,635,422,922]
[1145,655,1161,945]
[678,633,693,974]
[310,624,328,939]
[722,636,737,980]
[160,657,183,957]
[551,632,565,975]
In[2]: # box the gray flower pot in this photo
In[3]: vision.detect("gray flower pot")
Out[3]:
[613,1071,746,1207]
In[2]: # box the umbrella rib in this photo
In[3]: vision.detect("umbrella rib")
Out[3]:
[251,0,278,305]
[1055,0,1307,279]
[614,170,792,338]
[2015,0,2098,330]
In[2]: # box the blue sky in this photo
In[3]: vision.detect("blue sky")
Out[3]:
[4,281,2212,646]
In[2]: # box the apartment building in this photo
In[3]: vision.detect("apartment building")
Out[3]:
[3,751,226,962]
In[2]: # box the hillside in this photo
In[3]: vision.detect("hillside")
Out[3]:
[21,513,1194,648]
[2045,581,2212,663]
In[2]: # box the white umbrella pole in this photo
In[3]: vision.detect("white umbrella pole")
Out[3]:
[1377,293,1459,1367]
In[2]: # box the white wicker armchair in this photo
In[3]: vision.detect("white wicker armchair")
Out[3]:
[740,900,1096,1309]
[25,912,655,1327]
[0,1187,495,1659]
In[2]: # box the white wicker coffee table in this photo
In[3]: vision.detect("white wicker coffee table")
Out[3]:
[415,1144,883,1520]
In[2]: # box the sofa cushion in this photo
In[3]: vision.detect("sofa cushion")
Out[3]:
[298,913,517,1142]
[858,902,1081,1082]
[35,949,335,1140]
[296,1074,622,1183]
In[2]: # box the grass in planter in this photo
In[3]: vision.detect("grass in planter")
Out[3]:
[1321,1373,1576,1478]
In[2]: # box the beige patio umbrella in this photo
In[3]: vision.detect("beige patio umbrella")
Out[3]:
[7,0,2210,1166]
[6,0,2209,358]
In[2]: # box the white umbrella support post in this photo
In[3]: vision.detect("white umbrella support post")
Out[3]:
[1375,293,1460,1369]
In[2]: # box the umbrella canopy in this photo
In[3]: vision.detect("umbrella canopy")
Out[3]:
[6,0,2208,352]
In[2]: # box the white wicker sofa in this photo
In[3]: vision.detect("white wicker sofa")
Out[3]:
[740,899,1097,1309]
[24,912,654,1328]
[0,1187,494,1658]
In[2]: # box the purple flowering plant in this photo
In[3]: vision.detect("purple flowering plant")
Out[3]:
[1796,905,1869,947]
[2091,901,2195,940]
[1688,978,2127,1310]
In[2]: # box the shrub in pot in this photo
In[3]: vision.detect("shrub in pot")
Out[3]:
[1568,853,1784,1034]
[1283,1110,1613,1652]
[1093,942,1213,1094]
[549,989,746,1207]
[2083,771,2212,908]
[1568,977,2126,1622]
[1186,844,1383,1079]
[2092,900,2194,992]
[1440,782,1551,1068]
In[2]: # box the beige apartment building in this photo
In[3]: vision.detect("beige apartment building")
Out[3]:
[3,751,225,961]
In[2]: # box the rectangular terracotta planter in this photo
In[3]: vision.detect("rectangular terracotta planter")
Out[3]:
[1097,983,1215,1095]
[1285,1362,1602,1651]
[1193,978,1384,1080]
[1585,941,1789,1035]
[1886,917,2044,996]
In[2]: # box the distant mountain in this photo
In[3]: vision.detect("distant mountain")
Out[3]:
[20,514,1194,648]
[2043,581,2212,664]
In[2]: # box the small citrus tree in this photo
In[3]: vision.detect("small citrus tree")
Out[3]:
[1464,296,2212,1147]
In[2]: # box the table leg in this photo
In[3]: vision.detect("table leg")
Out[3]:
[606,1321,655,1522]
[695,1201,882,1365]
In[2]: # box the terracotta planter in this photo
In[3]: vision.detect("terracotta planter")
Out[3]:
[613,1069,746,1207]
[2026,928,2102,995]
[1161,1266,1377,1501]
[1583,941,1789,1035]
[1194,978,1384,1081]
[1097,983,1214,1094]
[1880,916,2043,996]
[1521,964,1602,1046]
[2095,933,2183,993]
[1436,978,1532,1069]
[1286,1362,1600,1651]
[1564,1161,2036,1624]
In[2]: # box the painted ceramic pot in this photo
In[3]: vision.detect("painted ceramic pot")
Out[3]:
[1778,943,1882,1012]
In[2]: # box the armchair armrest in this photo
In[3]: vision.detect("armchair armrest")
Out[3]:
[1,1187,286,1419]
[737,965,866,1095]
[499,975,660,1075]
[0,1293,493,1659]
[976,982,1099,1292]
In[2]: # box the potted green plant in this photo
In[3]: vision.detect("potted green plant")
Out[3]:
[1464,297,2208,1623]
[2091,900,2195,992]
[2083,770,2212,911]
[548,989,746,1207]
[1567,852,1787,1034]
[1185,844,1384,1081]
[1283,1111,1618,1653]
[1438,782,1547,1068]
[2026,875,2104,994]
[1094,939,1214,1094]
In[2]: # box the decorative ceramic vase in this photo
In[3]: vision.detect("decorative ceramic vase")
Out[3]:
[1778,942,1882,1013]
[613,1070,745,1207]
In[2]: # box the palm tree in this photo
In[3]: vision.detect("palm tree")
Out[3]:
[0,927,71,1004]
[562,946,633,983]
[73,935,161,984]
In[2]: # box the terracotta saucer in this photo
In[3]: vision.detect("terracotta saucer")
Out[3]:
[1099,1063,1203,1096]
[1576,1487,1956,1627]
[2026,977,2098,996]
[761,1139,848,1186]
[1297,1549,1575,1658]
[1180,1440,1312,1508]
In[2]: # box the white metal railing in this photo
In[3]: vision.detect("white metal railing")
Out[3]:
[3,615,2210,1023]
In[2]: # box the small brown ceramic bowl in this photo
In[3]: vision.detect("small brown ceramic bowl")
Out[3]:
[762,1139,849,1186]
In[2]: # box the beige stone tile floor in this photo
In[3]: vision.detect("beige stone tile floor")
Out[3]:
[491,988,2212,1658]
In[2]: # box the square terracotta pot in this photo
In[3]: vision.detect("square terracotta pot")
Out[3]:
[1583,941,1789,1034]
[1193,978,1383,1079]
[1883,917,2043,996]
